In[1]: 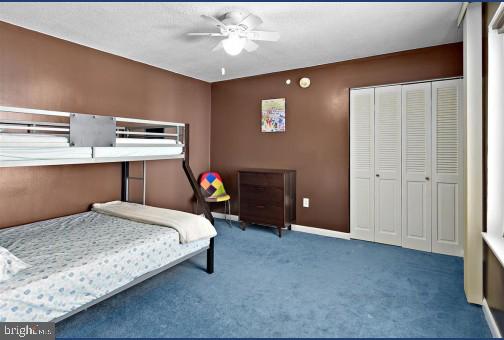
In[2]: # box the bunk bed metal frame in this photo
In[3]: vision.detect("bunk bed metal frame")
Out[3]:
[0,105,215,299]
[0,105,188,167]
[120,124,215,274]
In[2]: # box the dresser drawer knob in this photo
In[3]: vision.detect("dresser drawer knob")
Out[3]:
[255,205,265,209]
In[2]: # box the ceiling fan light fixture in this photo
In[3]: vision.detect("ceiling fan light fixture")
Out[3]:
[222,34,246,56]
[189,12,279,56]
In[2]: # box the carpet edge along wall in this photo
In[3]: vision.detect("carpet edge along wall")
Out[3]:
[0,21,212,229]
[210,42,463,232]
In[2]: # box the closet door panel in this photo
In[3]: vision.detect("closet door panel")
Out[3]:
[406,182,427,235]
[374,85,402,246]
[436,183,458,241]
[401,83,432,252]
[376,178,400,233]
[432,79,464,256]
[350,88,375,241]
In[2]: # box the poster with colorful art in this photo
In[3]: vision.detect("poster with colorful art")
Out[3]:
[261,98,286,132]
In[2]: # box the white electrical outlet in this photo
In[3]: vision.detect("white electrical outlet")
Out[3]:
[303,198,310,208]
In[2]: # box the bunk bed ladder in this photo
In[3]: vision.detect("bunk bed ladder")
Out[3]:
[121,161,146,204]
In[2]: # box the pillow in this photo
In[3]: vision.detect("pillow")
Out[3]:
[0,246,30,282]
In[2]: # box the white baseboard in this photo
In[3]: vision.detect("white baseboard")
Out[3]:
[291,224,350,240]
[211,212,239,221]
[211,212,350,240]
[483,298,502,338]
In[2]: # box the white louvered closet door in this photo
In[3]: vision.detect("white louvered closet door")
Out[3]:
[374,86,402,246]
[401,83,432,251]
[350,88,375,241]
[432,79,464,256]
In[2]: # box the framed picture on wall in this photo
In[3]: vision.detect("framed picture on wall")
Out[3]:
[261,98,286,132]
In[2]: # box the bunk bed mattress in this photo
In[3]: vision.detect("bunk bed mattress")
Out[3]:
[0,212,209,322]
[0,147,92,161]
[0,134,178,147]
[0,134,69,147]
[93,146,183,158]
[0,134,181,161]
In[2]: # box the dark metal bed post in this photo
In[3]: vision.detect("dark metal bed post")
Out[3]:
[121,161,129,202]
[182,123,215,274]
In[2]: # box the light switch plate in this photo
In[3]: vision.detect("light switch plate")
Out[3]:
[303,198,310,208]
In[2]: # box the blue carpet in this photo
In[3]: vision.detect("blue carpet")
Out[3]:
[57,219,490,338]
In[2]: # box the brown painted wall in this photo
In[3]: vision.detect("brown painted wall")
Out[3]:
[0,21,211,228]
[211,43,463,232]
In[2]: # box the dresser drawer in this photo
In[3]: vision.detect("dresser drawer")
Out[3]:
[239,172,284,188]
[239,201,284,226]
[240,184,283,204]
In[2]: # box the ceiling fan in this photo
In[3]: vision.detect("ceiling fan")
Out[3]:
[188,11,280,56]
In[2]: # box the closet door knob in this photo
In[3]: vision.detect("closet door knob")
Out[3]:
[376,174,380,177]
[425,177,430,181]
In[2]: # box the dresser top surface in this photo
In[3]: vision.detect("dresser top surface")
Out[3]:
[238,168,296,174]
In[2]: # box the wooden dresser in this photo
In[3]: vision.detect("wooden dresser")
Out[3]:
[238,169,296,237]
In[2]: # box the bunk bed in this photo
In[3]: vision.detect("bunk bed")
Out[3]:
[0,106,216,323]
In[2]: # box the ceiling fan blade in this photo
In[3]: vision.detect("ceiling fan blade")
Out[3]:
[188,32,225,37]
[212,40,224,52]
[238,13,263,30]
[248,31,280,42]
[201,14,226,30]
[244,40,259,52]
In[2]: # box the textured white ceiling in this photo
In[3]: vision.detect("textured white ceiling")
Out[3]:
[0,2,463,82]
